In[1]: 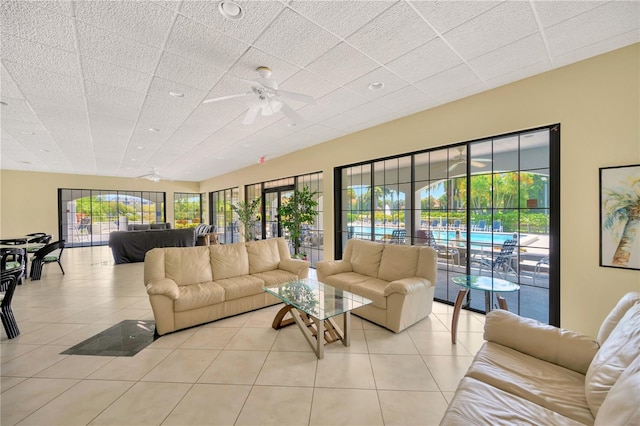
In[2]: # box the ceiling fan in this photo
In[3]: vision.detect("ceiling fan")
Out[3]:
[202,66,316,126]
[448,147,492,172]
[136,168,170,182]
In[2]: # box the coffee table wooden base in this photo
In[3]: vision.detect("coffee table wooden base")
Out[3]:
[272,304,350,359]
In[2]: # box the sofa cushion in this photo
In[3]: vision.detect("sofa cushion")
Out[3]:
[133,224,151,230]
[597,291,640,344]
[209,243,249,280]
[351,278,389,309]
[164,247,212,286]
[174,281,225,312]
[594,354,640,426]
[214,275,265,301]
[246,239,281,274]
[585,302,640,417]
[466,342,594,425]
[441,377,586,426]
[252,270,298,286]
[346,239,384,278]
[378,244,419,282]
[322,272,371,292]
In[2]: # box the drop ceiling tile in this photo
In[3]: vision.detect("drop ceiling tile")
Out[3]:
[0,65,25,99]
[436,82,487,105]
[3,61,84,99]
[409,0,502,34]
[441,1,538,60]
[85,81,145,121]
[280,69,340,105]
[306,42,379,87]
[544,1,640,57]
[0,34,79,78]
[415,63,484,100]
[0,118,50,139]
[165,15,249,70]
[0,98,40,123]
[469,33,550,82]
[0,1,75,50]
[27,1,75,17]
[553,31,640,68]
[75,1,175,48]
[156,51,224,91]
[289,0,394,39]
[344,67,408,100]
[228,47,301,83]
[317,88,370,113]
[151,1,181,12]
[81,56,152,94]
[77,22,160,74]
[486,60,552,89]
[374,85,437,113]
[253,8,339,68]
[385,37,463,83]
[147,76,205,107]
[26,94,87,116]
[533,1,607,29]
[346,2,437,64]
[180,1,284,44]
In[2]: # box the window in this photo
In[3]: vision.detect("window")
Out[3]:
[336,125,559,325]
[59,189,165,247]
[210,188,239,244]
[174,193,204,229]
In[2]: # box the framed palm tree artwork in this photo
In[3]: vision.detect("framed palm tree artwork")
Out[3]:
[600,164,640,270]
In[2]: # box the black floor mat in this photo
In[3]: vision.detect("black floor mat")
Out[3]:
[61,320,156,356]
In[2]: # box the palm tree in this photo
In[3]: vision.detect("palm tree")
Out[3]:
[603,175,640,266]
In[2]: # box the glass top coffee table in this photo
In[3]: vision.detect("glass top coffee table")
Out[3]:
[450,275,520,344]
[264,278,372,359]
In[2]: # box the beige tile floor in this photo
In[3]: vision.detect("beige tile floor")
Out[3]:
[1,246,486,426]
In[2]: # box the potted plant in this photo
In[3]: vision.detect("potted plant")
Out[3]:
[231,198,261,241]
[278,186,318,256]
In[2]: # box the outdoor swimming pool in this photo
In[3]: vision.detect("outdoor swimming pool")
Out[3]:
[348,225,532,249]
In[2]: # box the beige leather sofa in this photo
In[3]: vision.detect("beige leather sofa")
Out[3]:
[144,238,309,335]
[315,238,437,333]
[441,291,640,425]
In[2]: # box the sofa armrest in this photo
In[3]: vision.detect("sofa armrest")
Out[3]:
[279,258,310,278]
[484,309,600,375]
[145,278,179,300]
[315,260,353,281]
[384,277,431,296]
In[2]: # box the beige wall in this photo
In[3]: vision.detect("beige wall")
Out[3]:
[1,44,638,336]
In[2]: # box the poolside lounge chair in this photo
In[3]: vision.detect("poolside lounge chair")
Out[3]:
[389,229,406,244]
[492,220,503,232]
[534,256,549,284]
[430,219,439,228]
[475,220,487,231]
[440,219,448,229]
[420,230,459,265]
[472,239,517,278]
[451,219,461,229]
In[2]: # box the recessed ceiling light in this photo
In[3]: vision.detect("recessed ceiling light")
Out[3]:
[169,91,184,98]
[148,128,160,132]
[137,146,148,150]
[131,158,139,162]
[287,123,297,127]
[21,161,31,164]
[20,131,35,135]
[368,81,384,91]
[218,1,244,19]
[39,149,50,153]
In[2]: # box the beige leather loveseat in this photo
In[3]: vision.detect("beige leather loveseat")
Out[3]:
[441,291,640,425]
[144,238,309,335]
[316,238,437,333]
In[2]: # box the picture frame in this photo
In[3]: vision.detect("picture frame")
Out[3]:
[599,164,640,270]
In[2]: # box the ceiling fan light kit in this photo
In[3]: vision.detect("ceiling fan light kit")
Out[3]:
[202,66,316,126]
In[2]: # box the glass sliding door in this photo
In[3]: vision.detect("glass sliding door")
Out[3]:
[59,189,166,248]
[210,187,238,244]
[335,125,558,325]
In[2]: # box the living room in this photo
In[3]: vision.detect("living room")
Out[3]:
[1,1,639,425]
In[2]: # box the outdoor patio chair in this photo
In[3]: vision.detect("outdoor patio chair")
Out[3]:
[389,229,406,244]
[492,220,503,232]
[30,240,65,281]
[534,256,550,284]
[472,239,517,278]
[475,220,486,231]
[1,247,26,285]
[423,230,459,264]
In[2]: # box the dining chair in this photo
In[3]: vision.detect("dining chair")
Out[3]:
[1,247,26,285]
[1,251,25,339]
[30,240,65,281]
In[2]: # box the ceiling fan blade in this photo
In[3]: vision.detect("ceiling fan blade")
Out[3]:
[470,160,490,168]
[448,161,463,172]
[239,78,266,90]
[202,93,249,104]
[280,102,304,125]
[277,90,317,105]
[242,107,260,125]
